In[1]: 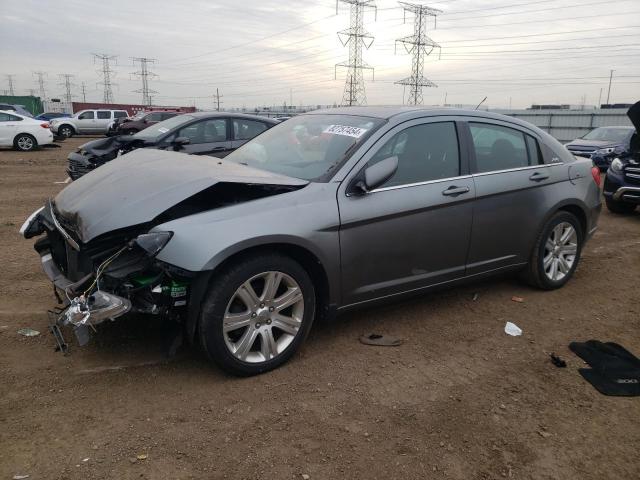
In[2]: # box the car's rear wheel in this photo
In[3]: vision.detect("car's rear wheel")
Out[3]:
[59,125,74,138]
[605,197,636,214]
[199,253,316,376]
[521,211,583,290]
[14,134,37,152]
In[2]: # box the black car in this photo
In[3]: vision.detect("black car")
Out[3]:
[565,126,635,170]
[67,112,279,180]
[603,101,640,214]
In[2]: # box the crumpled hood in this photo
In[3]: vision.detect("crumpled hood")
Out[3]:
[54,148,307,242]
[565,139,621,149]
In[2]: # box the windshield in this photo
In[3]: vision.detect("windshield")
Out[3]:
[582,127,632,143]
[133,114,193,141]
[225,114,384,181]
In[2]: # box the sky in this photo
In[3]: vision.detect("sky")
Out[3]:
[1,0,639,110]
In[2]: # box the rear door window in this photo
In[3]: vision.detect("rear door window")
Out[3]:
[97,111,111,119]
[233,119,268,140]
[469,123,530,173]
[525,135,544,165]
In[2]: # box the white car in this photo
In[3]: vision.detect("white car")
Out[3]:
[0,110,54,151]
[50,109,129,138]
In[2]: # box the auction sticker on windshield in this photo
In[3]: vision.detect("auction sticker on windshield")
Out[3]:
[324,125,368,138]
[157,127,169,133]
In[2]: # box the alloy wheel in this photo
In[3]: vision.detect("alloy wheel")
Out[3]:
[17,136,34,151]
[223,271,304,363]
[543,222,578,281]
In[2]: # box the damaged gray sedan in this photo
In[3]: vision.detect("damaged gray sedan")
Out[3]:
[21,107,601,375]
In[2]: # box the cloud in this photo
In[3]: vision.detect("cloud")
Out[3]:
[1,0,638,108]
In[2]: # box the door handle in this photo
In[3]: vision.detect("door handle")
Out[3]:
[529,171,549,182]
[442,185,470,196]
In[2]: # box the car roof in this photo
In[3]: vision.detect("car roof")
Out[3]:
[305,105,551,132]
[188,111,278,123]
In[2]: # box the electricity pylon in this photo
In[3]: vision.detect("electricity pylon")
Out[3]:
[395,1,442,105]
[335,0,376,106]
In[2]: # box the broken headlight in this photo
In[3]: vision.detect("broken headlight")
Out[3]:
[134,231,173,257]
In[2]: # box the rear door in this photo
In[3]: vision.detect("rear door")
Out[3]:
[174,118,232,156]
[337,118,475,306]
[95,111,113,132]
[230,118,270,150]
[463,119,566,275]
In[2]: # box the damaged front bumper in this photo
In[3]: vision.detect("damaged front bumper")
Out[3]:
[22,201,192,349]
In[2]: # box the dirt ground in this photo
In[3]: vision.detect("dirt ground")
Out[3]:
[1,138,639,480]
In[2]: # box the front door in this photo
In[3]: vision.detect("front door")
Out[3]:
[0,112,19,145]
[76,110,96,133]
[176,118,233,156]
[338,119,475,306]
[463,120,565,275]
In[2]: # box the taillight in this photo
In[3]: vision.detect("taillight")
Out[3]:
[591,166,601,188]
[40,123,50,129]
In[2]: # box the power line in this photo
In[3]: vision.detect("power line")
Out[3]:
[132,57,158,106]
[93,53,117,104]
[395,2,441,105]
[5,75,16,96]
[335,0,377,106]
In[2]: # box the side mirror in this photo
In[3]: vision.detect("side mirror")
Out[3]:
[354,156,398,194]
[171,136,190,151]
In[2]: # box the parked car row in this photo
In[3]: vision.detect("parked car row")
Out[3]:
[67,112,279,179]
[21,105,606,375]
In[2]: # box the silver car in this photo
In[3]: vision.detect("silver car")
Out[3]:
[22,107,601,375]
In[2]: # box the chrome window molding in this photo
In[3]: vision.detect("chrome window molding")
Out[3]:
[472,162,563,178]
[369,175,473,194]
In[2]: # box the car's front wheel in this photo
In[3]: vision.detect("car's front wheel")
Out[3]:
[14,134,37,151]
[522,211,583,290]
[199,253,316,376]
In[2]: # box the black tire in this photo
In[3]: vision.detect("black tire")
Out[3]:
[199,253,316,376]
[59,125,74,138]
[14,134,37,152]
[122,129,137,136]
[605,197,636,214]
[521,211,583,290]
